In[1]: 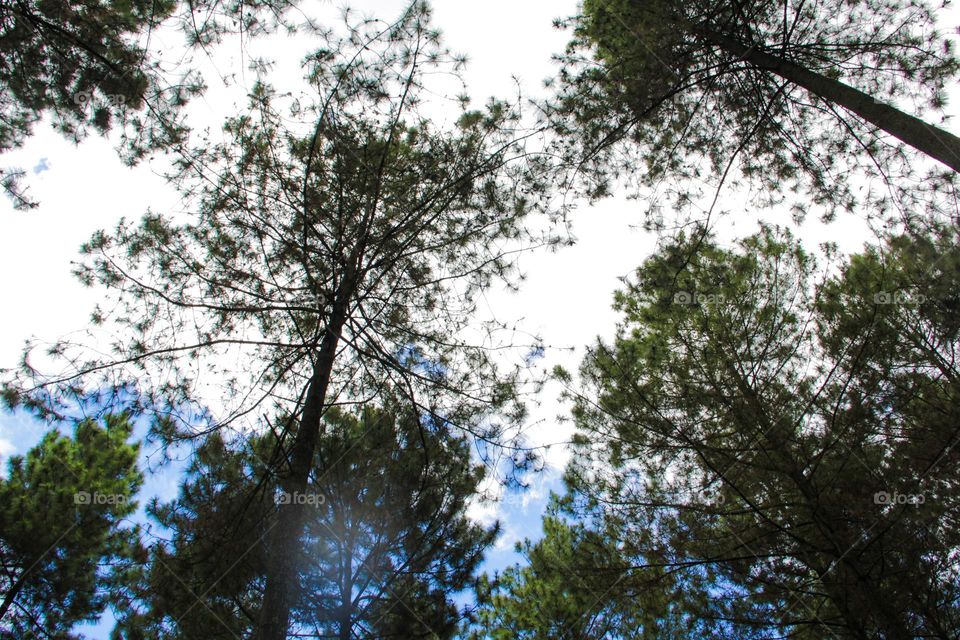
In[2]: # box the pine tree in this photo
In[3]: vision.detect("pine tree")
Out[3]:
[0,414,143,638]
[559,223,960,637]
[2,5,549,634]
[116,404,496,640]
[552,0,960,223]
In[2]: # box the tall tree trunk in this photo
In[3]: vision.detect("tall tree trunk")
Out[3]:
[697,26,960,173]
[0,564,31,622]
[257,300,349,640]
[338,601,352,640]
[337,502,354,640]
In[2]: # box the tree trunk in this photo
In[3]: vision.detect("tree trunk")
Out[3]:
[0,564,31,622]
[338,532,353,640]
[698,26,960,173]
[338,605,352,640]
[256,300,349,640]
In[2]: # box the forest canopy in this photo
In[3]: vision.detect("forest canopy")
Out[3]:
[1,0,958,638]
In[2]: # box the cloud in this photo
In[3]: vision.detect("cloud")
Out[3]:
[0,438,15,478]
[494,521,524,551]
[32,157,50,175]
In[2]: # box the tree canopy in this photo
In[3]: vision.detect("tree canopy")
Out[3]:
[469,511,730,639]
[552,0,960,224]
[116,404,495,639]
[0,414,143,639]
[0,0,298,208]
[2,1,959,638]
[2,3,550,637]
[552,222,960,637]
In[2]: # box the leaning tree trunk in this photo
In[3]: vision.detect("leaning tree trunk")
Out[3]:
[0,564,32,623]
[256,299,349,640]
[697,26,960,174]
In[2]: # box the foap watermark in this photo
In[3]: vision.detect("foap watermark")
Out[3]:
[73,89,127,108]
[674,291,725,305]
[656,486,726,507]
[874,491,925,506]
[275,491,326,506]
[873,291,926,305]
[74,491,127,505]
[290,294,328,309]
[690,486,726,506]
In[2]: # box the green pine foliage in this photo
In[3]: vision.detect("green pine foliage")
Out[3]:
[2,2,959,638]
[0,0,299,208]
[548,222,960,638]
[551,0,960,224]
[471,514,712,639]
[115,405,495,639]
[0,414,143,639]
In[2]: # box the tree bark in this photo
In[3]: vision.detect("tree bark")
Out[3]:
[0,564,30,622]
[256,299,349,640]
[697,26,960,173]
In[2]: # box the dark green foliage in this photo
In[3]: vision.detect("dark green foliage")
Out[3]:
[116,405,496,639]
[470,513,719,639]
[1,5,546,636]
[3,1,539,460]
[0,0,167,207]
[557,223,960,638]
[552,0,960,223]
[0,0,298,208]
[0,414,143,638]
[15,2,960,637]
[0,0,168,145]
[114,428,272,640]
[296,407,496,639]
